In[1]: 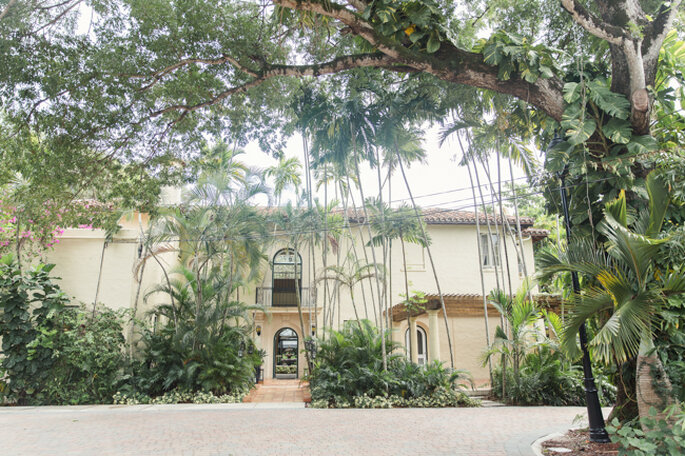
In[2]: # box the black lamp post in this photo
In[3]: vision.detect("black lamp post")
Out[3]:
[550,136,610,443]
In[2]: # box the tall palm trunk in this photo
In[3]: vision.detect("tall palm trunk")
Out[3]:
[507,155,530,280]
[469,152,506,398]
[293,239,312,373]
[397,155,454,368]
[93,240,108,317]
[636,337,675,426]
[130,214,147,357]
[495,150,514,299]
[387,167,393,331]
[465,158,493,384]
[400,235,413,363]
[350,142,387,370]
[302,130,316,341]
[373,145,389,369]
[338,179,372,321]
[321,172,329,340]
[345,171,378,324]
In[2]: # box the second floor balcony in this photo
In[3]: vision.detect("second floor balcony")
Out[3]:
[256,286,315,309]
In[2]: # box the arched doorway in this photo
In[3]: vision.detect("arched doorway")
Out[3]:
[405,326,428,366]
[273,327,298,379]
[272,249,302,307]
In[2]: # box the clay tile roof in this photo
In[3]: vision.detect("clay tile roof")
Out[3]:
[521,227,550,242]
[344,207,535,227]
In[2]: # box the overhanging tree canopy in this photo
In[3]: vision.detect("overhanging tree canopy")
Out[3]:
[0,1,683,223]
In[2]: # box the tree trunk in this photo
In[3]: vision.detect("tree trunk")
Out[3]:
[466,158,493,385]
[636,337,675,426]
[397,153,454,368]
[400,236,413,363]
[93,240,108,317]
[341,176,373,321]
[608,358,639,423]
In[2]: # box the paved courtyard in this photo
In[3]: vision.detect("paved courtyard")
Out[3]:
[0,403,605,455]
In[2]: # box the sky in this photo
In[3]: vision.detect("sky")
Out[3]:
[242,126,533,212]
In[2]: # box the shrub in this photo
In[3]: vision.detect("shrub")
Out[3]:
[132,324,260,397]
[30,305,129,404]
[130,265,264,397]
[0,255,129,405]
[607,405,685,455]
[308,320,478,408]
[112,388,248,405]
[490,346,616,406]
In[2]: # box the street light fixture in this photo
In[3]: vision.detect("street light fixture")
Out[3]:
[549,135,610,443]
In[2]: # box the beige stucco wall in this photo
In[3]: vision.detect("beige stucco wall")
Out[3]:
[44,224,177,321]
[391,315,497,386]
[243,222,536,381]
[43,212,538,382]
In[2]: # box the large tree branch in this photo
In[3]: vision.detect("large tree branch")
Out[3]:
[274,0,565,120]
[559,0,626,45]
[124,55,260,92]
[0,0,17,21]
[642,0,682,79]
[150,53,403,120]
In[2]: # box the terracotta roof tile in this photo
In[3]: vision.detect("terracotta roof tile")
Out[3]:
[343,207,535,227]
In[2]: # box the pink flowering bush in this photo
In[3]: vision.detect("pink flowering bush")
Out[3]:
[0,192,111,260]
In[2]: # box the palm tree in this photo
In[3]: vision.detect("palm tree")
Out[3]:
[317,253,386,334]
[483,280,541,399]
[367,200,429,363]
[266,156,302,207]
[538,173,685,422]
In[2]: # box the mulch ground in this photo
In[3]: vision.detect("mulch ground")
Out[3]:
[541,429,620,456]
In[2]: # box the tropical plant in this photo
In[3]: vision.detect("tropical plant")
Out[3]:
[317,253,385,331]
[266,156,302,206]
[308,319,474,408]
[137,264,260,395]
[0,255,129,405]
[29,305,129,405]
[483,280,542,381]
[607,404,685,456]
[538,173,685,421]
[0,254,69,404]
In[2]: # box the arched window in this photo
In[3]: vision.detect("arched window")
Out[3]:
[272,249,302,307]
[274,327,298,378]
[405,326,428,366]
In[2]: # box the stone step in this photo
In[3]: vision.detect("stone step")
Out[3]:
[465,388,492,398]
[479,399,506,407]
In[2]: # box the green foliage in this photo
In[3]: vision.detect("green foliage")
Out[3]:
[538,175,685,365]
[308,320,475,408]
[607,405,685,455]
[477,30,561,82]
[133,265,260,396]
[361,0,448,54]
[311,389,479,409]
[0,255,128,405]
[0,254,68,404]
[112,389,248,405]
[491,346,616,406]
[28,305,129,405]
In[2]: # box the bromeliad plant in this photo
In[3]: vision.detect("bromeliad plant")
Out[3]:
[538,172,685,421]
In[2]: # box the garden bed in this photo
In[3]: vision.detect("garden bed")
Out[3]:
[540,430,619,456]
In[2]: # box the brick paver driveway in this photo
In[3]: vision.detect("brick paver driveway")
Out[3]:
[0,404,606,455]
